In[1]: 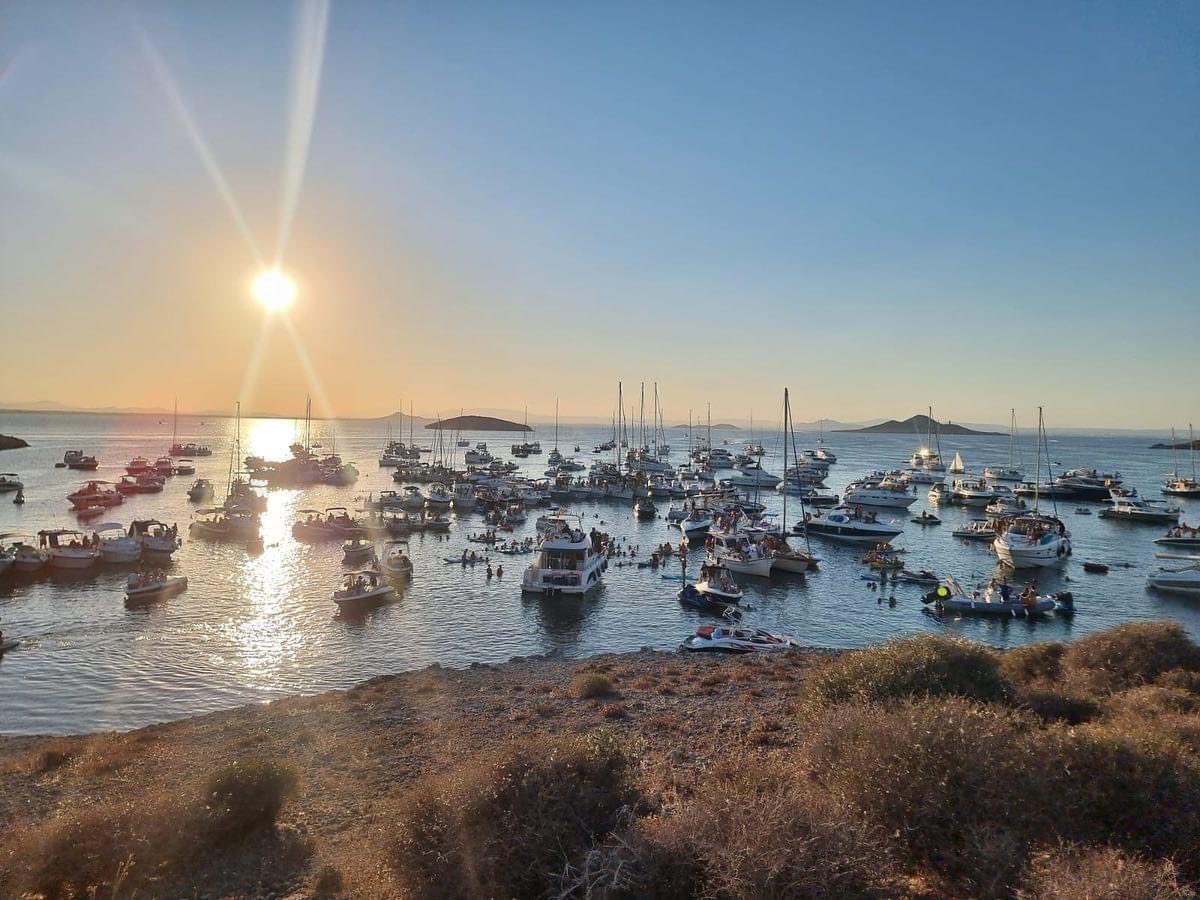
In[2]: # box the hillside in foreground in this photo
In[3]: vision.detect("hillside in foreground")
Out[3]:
[3,620,1200,898]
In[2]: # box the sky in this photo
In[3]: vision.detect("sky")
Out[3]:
[1,0,1197,428]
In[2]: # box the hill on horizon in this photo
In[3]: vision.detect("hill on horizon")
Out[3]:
[425,415,532,433]
[836,414,1004,436]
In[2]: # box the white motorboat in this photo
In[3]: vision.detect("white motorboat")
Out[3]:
[189,507,260,542]
[380,540,414,579]
[97,523,142,563]
[1099,488,1180,525]
[1147,564,1200,595]
[342,538,375,564]
[128,519,181,559]
[986,496,1027,517]
[680,624,798,654]
[39,529,100,570]
[124,456,153,475]
[187,478,214,502]
[993,515,1071,568]
[154,456,175,476]
[761,534,815,573]
[678,508,713,538]
[706,531,774,577]
[451,483,477,512]
[521,514,607,594]
[0,474,24,493]
[721,464,781,489]
[12,541,50,572]
[425,482,453,511]
[843,475,917,509]
[950,478,998,507]
[174,459,196,476]
[68,480,123,509]
[1155,525,1200,548]
[399,485,426,511]
[126,572,188,601]
[951,519,997,542]
[333,570,395,612]
[795,506,903,544]
[904,468,945,485]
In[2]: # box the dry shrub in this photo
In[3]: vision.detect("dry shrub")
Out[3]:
[1157,669,1200,693]
[1001,641,1065,684]
[602,703,629,720]
[1015,686,1100,725]
[1106,685,1200,720]
[698,672,726,688]
[804,699,1200,893]
[1019,845,1192,899]
[629,674,659,690]
[571,672,617,699]
[627,766,896,899]
[801,634,1012,710]
[1062,621,1200,693]
[381,731,636,900]
[6,755,298,898]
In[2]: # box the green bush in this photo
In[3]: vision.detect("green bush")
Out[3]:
[384,731,636,899]
[801,634,1012,710]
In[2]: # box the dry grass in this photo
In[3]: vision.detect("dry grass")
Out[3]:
[571,672,618,699]
[1000,641,1065,684]
[1019,846,1192,899]
[801,633,1012,710]
[376,731,635,899]
[1062,621,1200,693]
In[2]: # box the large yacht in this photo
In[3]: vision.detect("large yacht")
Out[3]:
[843,474,917,509]
[521,514,607,595]
[794,506,904,543]
[1098,488,1180,524]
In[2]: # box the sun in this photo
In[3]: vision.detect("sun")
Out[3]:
[252,269,297,312]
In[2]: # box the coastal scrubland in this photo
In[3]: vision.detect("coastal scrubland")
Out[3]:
[3,620,1200,898]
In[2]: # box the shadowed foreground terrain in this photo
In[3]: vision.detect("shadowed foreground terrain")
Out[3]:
[4,621,1200,898]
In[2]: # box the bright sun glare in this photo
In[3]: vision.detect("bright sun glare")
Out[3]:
[252,269,297,312]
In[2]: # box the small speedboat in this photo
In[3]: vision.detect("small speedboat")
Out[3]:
[174,459,197,476]
[342,538,375,564]
[63,450,99,470]
[680,624,798,653]
[125,572,188,601]
[911,511,941,526]
[0,473,24,493]
[333,570,395,612]
[1147,564,1200,595]
[677,584,743,619]
[188,478,214,502]
[635,497,657,519]
[380,541,414,579]
[951,519,996,542]
[862,568,939,586]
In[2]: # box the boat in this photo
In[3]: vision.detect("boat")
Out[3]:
[948,451,966,474]
[521,514,607,594]
[911,511,941,526]
[380,540,414,579]
[1147,564,1200,595]
[0,474,24,493]
[984,410,1024,481]
[986,496,1026,517]
[189,507,260,542]
[1162,425,1200,497]
[96,523,141,563]
[125,572,188,601]
[67,480,123,509]
[117,473,164,494]
[861,568,939,586]
[1155,525,1200,548]
[424,482,452,511]
[332,570,395,612]
[39,529,100,570]
[635,497,657,519]
[12,540,49,572]
[678,508,713,537]
[679,625,798,653]
[398,485,427,510]
[1098,488,1180,525]
[922,582,1073,617]
[706,530,774,577]
[128,519,181,559]
[677,583,743,619]
[124,456,153,475]
[342,538,375,564]
[169,441,212,457]
[1082,561,1109,574]
[903,468,946,485]
[63,450,99,470]
[187,478,214,502]
[949,478,998,507]
[174,459,196,476]
[993,409,1072,569]
[952,519,997,542]
[796,506,904,544]
[908,407,946,471]
[843,474,917,509]
[721,464,782,489]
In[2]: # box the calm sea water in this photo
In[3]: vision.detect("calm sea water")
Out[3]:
[0,411,1196,735]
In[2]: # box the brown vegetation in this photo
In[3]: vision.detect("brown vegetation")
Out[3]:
[4,621,1200,898]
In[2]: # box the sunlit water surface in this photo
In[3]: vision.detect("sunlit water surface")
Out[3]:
[1,411,1197,735]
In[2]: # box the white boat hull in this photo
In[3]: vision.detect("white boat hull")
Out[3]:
[994,536,1071,569]
[50,551,99,570]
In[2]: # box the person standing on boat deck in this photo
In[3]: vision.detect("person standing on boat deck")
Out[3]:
[1000,581,1012,603]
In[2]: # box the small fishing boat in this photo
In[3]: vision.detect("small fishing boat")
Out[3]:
[187,478,214,502]
[0,473,24,493]
[680,624,798,653]
[332,570,395,612]
[677,583,743,619]
[125,572,188,601]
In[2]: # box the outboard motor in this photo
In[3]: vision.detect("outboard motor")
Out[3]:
[1055,591,1074,613]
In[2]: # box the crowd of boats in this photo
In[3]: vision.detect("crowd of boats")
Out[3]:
[2,394,1198,657]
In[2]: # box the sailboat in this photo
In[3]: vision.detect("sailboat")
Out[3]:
[993,407,1071,569]
[985,410,1023,481]
[548,399,563,465]
[1163,424,1200,497]
[949,451,965,474]
[909,407,945,471]
[769,388,818,573]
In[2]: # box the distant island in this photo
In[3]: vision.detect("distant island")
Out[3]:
[425,415,532,433]
[1151,439,1200,450]
[836,415,1003,436]
[672,423,741,430]
[0,434,28,451]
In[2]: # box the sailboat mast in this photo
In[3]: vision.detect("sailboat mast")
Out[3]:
[554,398,559,452]
[1034,407,1044,515]
[171,398,178,448]
[1172,427,1180,480]
[1191,423,1197,482]
[1009,408,1016,468]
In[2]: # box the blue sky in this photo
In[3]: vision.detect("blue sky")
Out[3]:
[1,1,1197,426]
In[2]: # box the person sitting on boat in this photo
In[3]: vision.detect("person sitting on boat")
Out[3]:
[1020,584,1037,609]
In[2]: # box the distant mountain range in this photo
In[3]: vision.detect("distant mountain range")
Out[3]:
[1151,439,1200,450]
[425,415,532,433]
[836,415,1004,436]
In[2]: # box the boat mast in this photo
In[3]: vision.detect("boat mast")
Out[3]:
[1192,423,1197,483]
[171,398,178,449]
[1171,427,1180,481]
[554,398,559,452]
[1009,408,1016,469]
[1034,407,1042,515]
[639,383,645,452]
